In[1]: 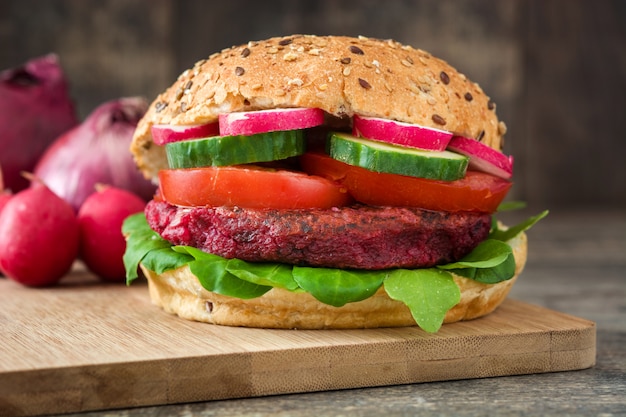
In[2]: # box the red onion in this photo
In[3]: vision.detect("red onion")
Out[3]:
[0,166,12,215]
[0,54,79,192]
[34,97,156,211]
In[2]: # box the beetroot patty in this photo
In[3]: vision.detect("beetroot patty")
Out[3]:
[145,200,491,270]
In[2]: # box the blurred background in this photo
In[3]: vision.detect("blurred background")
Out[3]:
[1,0,625,213]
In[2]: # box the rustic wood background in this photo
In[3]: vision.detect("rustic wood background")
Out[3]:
[1,0,625,211]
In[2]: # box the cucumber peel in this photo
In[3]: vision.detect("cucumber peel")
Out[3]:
[165,129,305,169]
[329,132,469,181]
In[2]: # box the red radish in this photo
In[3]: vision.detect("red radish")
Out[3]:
[353,114,453,151]
[0,175,79,286]
[0,192,10,215]
[447,136,513,179]
[77,186,146,282]
[0,54,79,192]
[151,122,219,145]
[219,108,324,136]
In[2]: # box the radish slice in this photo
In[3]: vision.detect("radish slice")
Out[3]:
[152,122,219,145]
[447,136,513,179]
[353,114,453,152]
[219,108,325,136]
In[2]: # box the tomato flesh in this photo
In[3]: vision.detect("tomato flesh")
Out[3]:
[299,152,511,213]
[159,165,353,209]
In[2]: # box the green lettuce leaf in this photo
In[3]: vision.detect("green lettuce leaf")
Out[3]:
[445,252,517,284]
[122,213,192,283]
[490,210,549,242]
[292,266,386,307]
[384,269,460,333]
[174,246,272,299]
[226,258,300,291]
[438,239,512,270]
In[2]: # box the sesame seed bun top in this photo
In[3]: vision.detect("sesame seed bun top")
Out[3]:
[131,34,507,180]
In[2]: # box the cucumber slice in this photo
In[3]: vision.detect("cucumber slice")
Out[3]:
[329,132,468,181]
[165,130,305,169]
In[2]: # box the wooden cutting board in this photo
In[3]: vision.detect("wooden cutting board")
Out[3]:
[0,268,595,417]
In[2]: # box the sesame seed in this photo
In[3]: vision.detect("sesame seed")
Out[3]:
[498,121,507,135]
[477,130,485,142]
[488,100,495,110]
[432,114,446,125]
[235,67,245,76]
[184,80,193,92]
[358,78,372,89]
[349,45,365,55]
[155,101,167,113]
[278,38,293,46]
[251,83,263,90]
[427,96,437,105]
[268,47,279,54]
[464,92,473,101]
[401,59,412,67]
[283,52,298,62]
[343,67,351,76]
[405,56,414,65]
[180,102,187,112]
[440,71,450,85]
[340,57,351,64]
[308,48,321,55]
[407,83,420,95]
[241,47,251,58]
[318,83,328,91]
[175,88,183,101]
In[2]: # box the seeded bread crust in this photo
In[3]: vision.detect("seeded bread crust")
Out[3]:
[140,232,526,330]
[131,35,507,180]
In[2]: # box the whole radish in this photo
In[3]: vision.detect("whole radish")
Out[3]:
[0,192,10,214]
[78,186,146,282]
[0,176,79,286]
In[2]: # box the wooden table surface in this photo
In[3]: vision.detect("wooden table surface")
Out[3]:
[53,209,626,416]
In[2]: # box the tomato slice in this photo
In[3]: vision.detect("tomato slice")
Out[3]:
[299,152,511,213]
[159,165,353,209]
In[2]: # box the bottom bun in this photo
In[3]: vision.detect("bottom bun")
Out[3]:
[141,232,527,329]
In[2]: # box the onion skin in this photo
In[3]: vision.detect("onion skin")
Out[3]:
[34,97,156,211]
[0,54,79,193]
[0,166,11,214]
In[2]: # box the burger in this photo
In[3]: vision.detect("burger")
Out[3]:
[123,35,545,332]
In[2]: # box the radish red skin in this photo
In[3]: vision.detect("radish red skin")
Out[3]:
[151,122,219,145]
[353,114,452,151]
[0,192,10,215]
[0,181,79,286]
[219,108,324,136]
[447,136,513,179]
[78,187,146,282]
